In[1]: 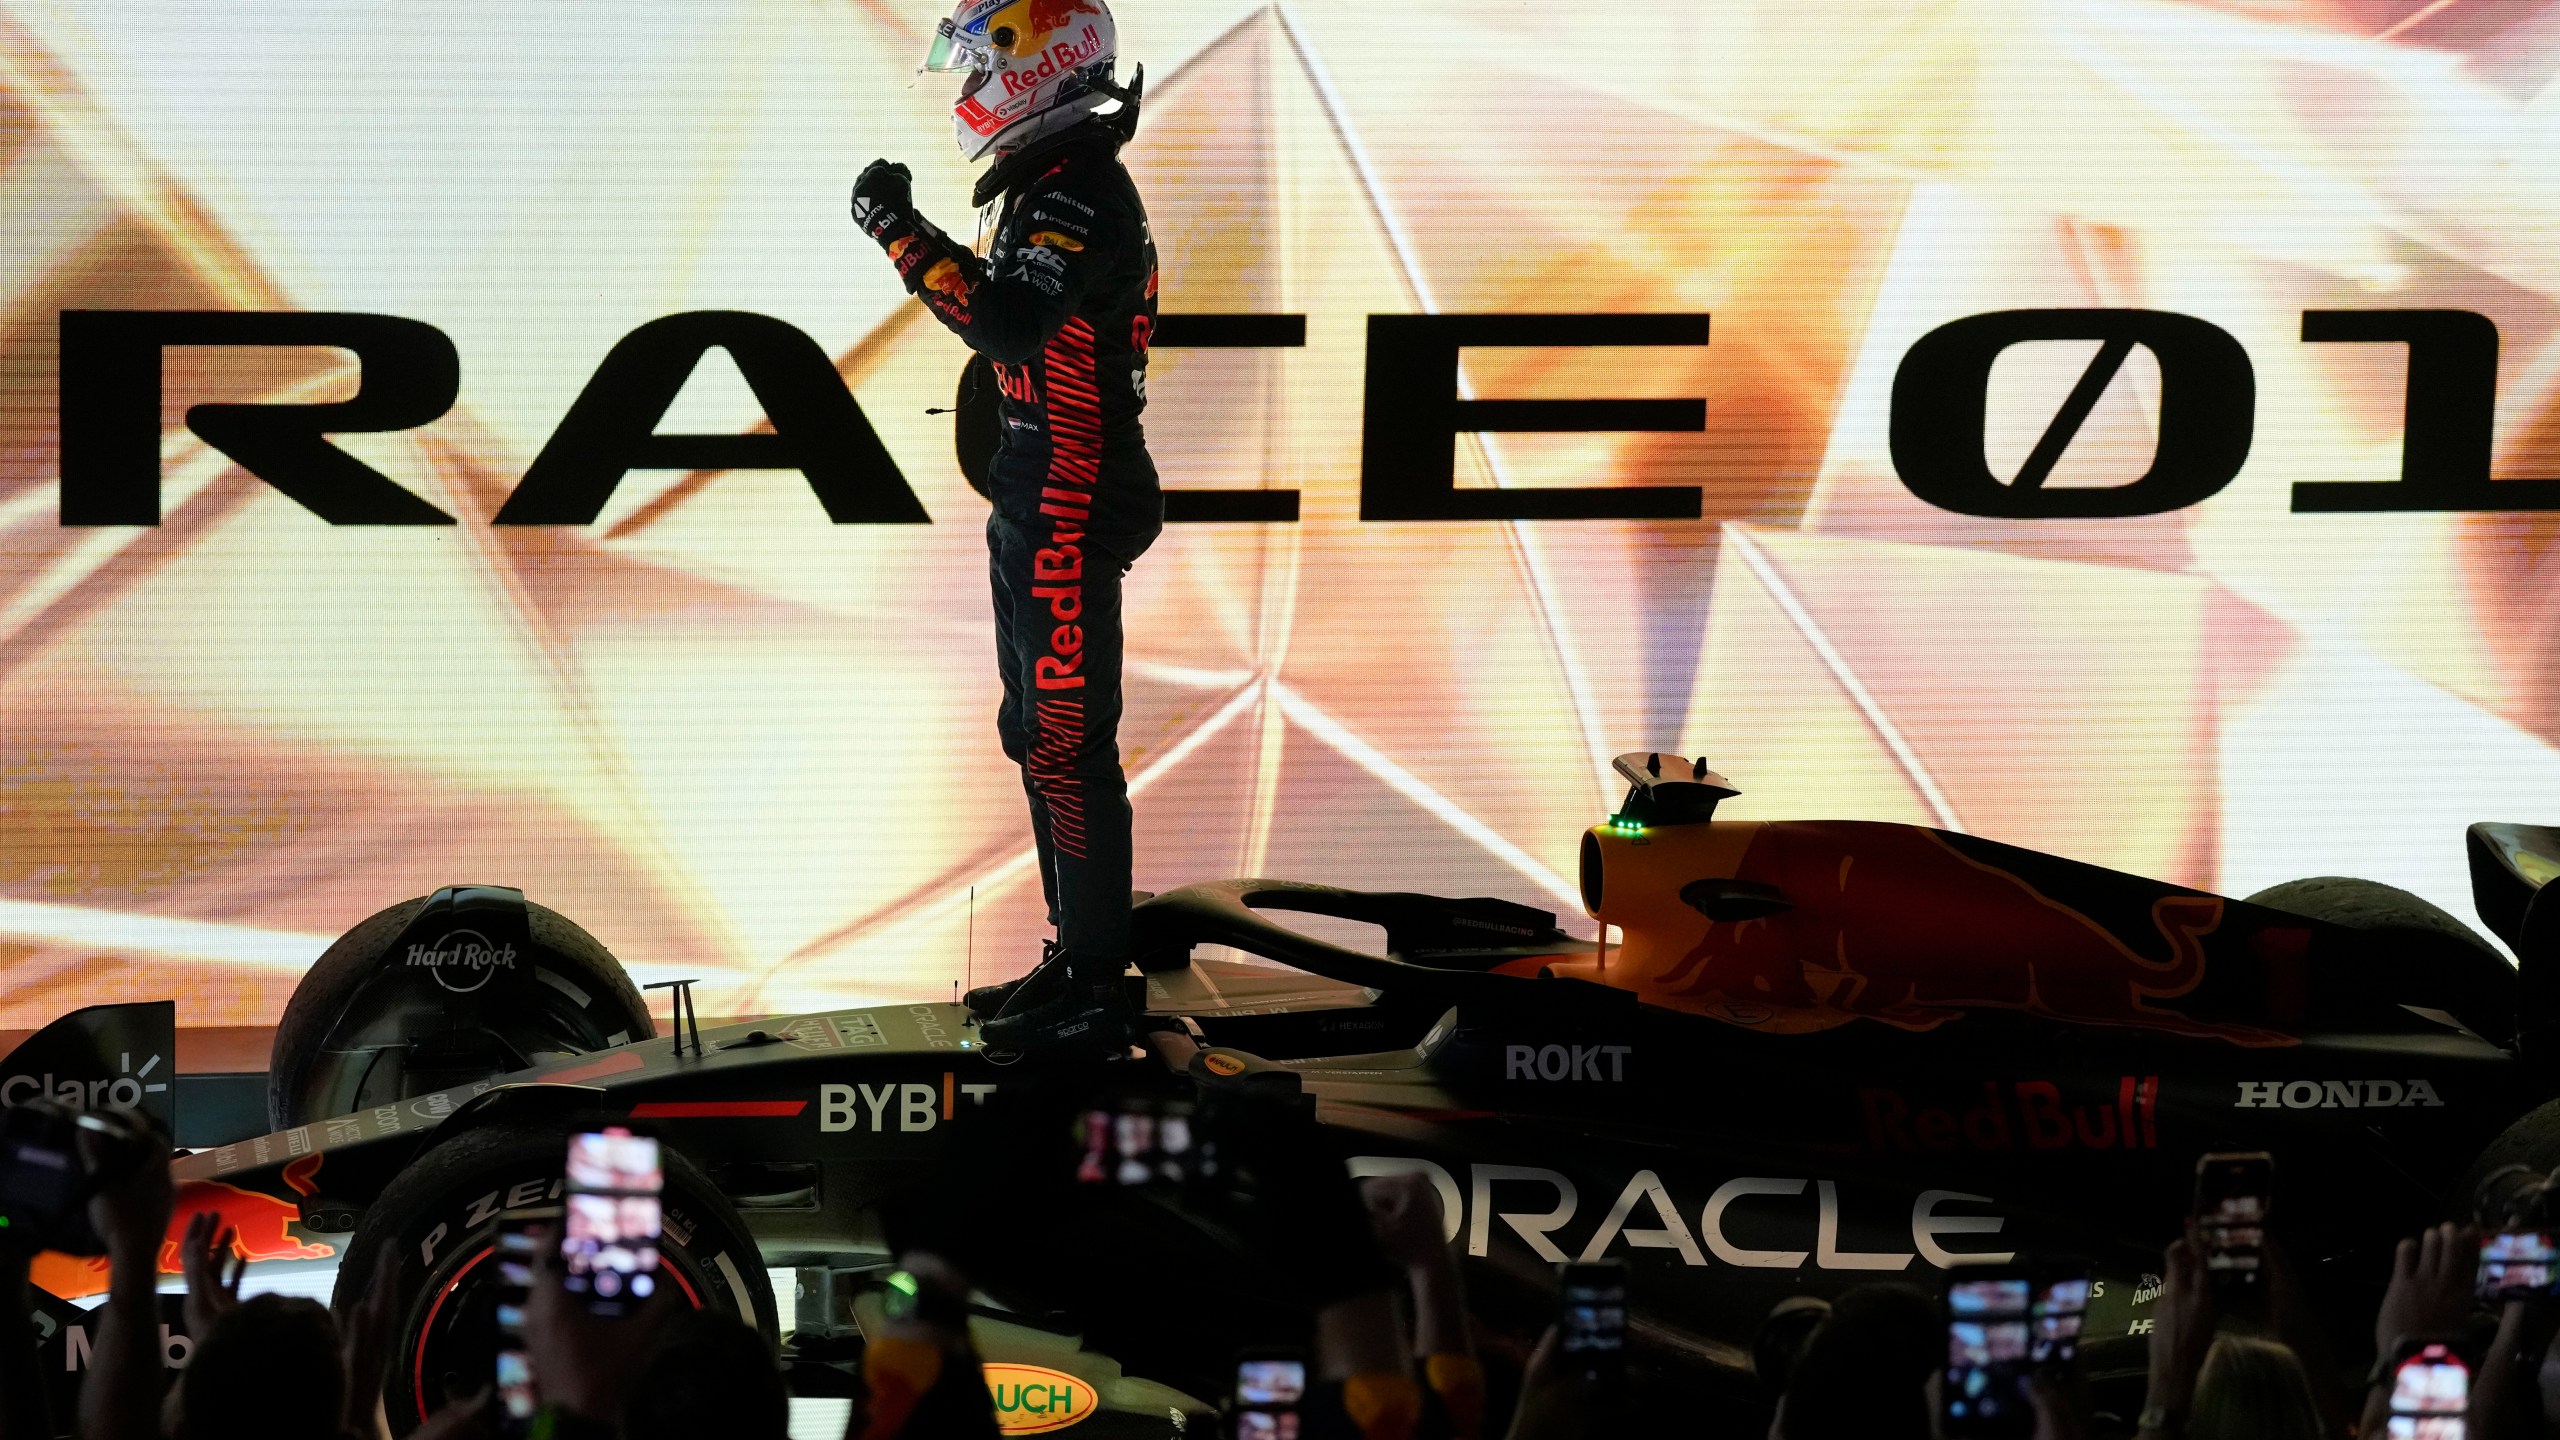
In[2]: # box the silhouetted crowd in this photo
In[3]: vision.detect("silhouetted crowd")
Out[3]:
[0,1107,2551,1440]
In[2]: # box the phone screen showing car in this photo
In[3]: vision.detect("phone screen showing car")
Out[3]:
[560,1129,661,1316]
[1558,1260,1628,1382]
[1944,1272,2035,1439]
[2478,1231,2559,1303]
[2387,1341,2468,1439]
[2195,1152,2273,1296]
[2029,1266,2092,1368]
[1229,1352,1305,1440]
[493,1206,556,1433]
[1074,1098,1206,1189]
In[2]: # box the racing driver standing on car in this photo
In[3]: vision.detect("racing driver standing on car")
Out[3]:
[852,0,1158,1054]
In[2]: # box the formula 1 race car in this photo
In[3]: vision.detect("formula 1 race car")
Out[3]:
[18,754,2560,1433]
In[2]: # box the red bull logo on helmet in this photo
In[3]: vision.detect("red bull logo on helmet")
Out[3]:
[968,0,1099,51]
[999,26,1106,97]
[1024,0,1101,35]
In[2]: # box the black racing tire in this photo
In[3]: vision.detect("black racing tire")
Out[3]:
[331,1121,777,1434]
[269,896,654,1130]
[2453,1097,2560,1225]
[2245,875,2517,1043]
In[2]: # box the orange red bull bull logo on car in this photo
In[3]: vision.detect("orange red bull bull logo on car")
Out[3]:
[31,1154,334,1300]
[1571,819,2297,1046]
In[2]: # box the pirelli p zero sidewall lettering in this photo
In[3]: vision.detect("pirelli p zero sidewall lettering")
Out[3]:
[332,1123,776,1428]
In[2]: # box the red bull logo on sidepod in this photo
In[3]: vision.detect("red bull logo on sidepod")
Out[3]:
[1596,821,2294,1046]
[32,1154,332,1299]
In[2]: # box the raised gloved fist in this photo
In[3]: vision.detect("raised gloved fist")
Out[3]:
[851,159,913,233]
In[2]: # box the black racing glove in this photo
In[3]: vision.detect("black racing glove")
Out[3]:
[851,159,914,241]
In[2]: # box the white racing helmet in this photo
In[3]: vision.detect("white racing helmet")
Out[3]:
[918,0,1120,161]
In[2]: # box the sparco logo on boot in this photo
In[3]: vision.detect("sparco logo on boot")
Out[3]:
[404,930,518,994]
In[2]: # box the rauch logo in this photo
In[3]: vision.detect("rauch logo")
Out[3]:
[404,930,518,994]
[981,1363,1096,1434]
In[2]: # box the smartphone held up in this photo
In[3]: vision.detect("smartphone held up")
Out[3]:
[2386,1341,2468,1440]
[562,1127,664,1316]
[2194,1152,2274,1298]
[2478,1228,2560,1303]
[1557,1259,1628,1385]
[1228,1350,1307,1440]
[1943,1270,2034,1440]
[493,1206,556,1433]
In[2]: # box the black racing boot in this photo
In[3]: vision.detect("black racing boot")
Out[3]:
[978,954,1137,1054]
[965,940,1061,1020]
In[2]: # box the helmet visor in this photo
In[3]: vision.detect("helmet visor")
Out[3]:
[919,19,979,73]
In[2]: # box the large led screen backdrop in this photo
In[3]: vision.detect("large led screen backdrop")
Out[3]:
[5,0,2560,1028]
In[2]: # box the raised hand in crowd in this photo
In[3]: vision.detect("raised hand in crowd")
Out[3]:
[337,1259,399,1440]
[2135,1240,2218,1440]
[2356,1222,2480,1438]
[77,1115,171,1440]
[165,1212,243,1437]
[849,1252,997,1440]
[522,1222,683,1439]
[0,1245,47,1440]
[2024,1373,2085,1440]
[2469,1284,2560,1440]
[1363,1171,1483,1439]
[624,1305,788,1440]
[1775,1284,1936,1440]
[177,1211,242,1353]
[1500,1327,1577,1440]
[2260,1230,2357,1437]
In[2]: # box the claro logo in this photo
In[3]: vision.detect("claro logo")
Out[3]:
[404,930,517,994]
[1349,1157,2010,1271]
[0,1053,168,1112]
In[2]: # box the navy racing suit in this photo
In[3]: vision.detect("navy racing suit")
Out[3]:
[858,127,1161,967]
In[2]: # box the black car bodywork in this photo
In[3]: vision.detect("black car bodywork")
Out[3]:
[33,761,2560,1429]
